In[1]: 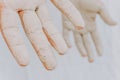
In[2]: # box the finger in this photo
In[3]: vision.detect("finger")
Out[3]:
[82,33,94,62]
[91,30,103,56]
[73,32,87,57]
[19,10,56,70]
[51,0,85,30]
[36,2,68,55]
[1,8,29,66]
[98,5,117,26]
[63,25,71,48]
[62,16,76,31]
[62,16,74,48]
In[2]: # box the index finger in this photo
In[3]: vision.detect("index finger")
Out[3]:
[51,0,85,30]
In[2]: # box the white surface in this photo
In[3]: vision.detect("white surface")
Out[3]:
[0,0,120,80]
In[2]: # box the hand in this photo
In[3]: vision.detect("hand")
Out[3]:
[0,0,84,70]
[63,0,117,62]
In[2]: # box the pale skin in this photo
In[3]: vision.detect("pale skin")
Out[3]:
[0,0,85,70]
[63,0,117,62]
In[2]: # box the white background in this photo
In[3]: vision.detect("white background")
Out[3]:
[0,0,120,80]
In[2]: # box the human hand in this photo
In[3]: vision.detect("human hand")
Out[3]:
[0,0,84,70]
[63,0,117,62]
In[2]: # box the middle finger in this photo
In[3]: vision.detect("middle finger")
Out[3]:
[19,10,56,70]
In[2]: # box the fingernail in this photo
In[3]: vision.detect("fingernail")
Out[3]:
[88,59,94,63]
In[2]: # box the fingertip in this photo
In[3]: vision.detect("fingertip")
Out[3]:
[88,59,94,63]
[109,21,118,26]
[45,60,57,70]
[59,46,69,55]
[68,44,72,48]
[18,58,30,67]
[82,54,87,57]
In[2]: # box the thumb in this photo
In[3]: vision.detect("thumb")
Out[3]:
[98,6,117,26]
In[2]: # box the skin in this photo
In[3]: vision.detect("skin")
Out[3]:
[0,0,84,70]
[62,0,117,62]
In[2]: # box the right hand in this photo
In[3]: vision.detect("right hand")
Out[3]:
[0,0,84,70]
[62,0,117,62]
